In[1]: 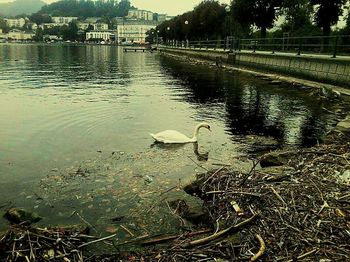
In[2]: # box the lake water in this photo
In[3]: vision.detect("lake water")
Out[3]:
[0,44,341,243]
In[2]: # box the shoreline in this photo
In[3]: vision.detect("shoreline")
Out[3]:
[1,47,350,261]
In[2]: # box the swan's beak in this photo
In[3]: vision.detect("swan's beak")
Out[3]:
[208,127,211,132]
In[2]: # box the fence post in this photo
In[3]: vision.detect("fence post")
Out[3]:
[253,39,256,53]
[332,36,339,58]
[297,38,302,55]
[238,38,241,51]
[272,38,275,54]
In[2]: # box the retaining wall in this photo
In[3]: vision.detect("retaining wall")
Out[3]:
[160,47,350,88]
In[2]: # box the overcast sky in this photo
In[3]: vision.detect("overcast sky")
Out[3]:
[0,0,231,16]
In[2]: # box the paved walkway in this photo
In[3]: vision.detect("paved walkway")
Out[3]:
[161,46,350,61]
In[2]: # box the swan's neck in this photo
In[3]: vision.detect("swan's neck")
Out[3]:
[191,124,203,142]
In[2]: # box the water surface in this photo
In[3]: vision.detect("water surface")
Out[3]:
[0,44,340,241]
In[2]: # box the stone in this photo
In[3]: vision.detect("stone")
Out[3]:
[260,150,296,168]
[321,86,341,100]
[4,208,42,225]
[168,199,210,225]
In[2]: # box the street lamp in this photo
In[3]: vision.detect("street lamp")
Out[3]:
[225,5,233,51]
[184,20,189,48]
[167,27,170,46]
[156,30,159,47]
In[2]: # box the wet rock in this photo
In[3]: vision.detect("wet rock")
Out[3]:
[169,199,210,225]
[183,174,206,197]
[260,150,296,168]
[4,208,42,225]
[321,86,341,100]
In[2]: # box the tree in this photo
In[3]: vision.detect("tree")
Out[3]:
[33,28,43,41]
[60,21,78,41]
[0,18,10,33]
[310,0,346,36]
[231,0,283,38]
[29,13,52,25]
[117,0,131,17]
[282,0,312,33]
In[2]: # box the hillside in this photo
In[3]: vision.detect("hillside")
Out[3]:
[37,0,132,19]
[0,0,46,17]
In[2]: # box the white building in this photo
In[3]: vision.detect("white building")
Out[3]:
[39,23,64,29]
[7,30,34,40]
[127,9,154,21]
[4,18,26,28]
[86,30,115,41]
[116,20,158,43]
[78,22,108,31]
[52,17,78,24]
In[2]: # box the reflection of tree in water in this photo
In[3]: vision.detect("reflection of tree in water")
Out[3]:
[299,110,329,146]
[159,57,338,147]
[224,81,285,140]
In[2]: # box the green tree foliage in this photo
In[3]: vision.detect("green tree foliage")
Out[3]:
[310,0,346,36]
[0,18,10,33]
[156,0,227,41]
[33,28,43,41]
[29,13,52,24]
[60,21,79,40]
[37,0,131,19]
[232,0,283,38]
[282,0,312,33]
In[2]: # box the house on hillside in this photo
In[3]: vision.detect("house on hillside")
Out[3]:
[4,18,26,28]
[52,17,78,25]
[127,8,154,21]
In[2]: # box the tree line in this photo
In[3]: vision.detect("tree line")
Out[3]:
[37,0,131,19]
[156,0,350,41]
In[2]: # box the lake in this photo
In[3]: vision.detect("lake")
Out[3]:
[0,43,341,243]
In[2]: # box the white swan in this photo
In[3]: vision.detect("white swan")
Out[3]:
[150,122,211,144]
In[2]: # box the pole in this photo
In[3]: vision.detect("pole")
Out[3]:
[332,36,338,58]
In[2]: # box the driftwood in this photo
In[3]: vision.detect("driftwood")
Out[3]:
[182,214,258,248]
[250,234,266,261]
[142,229,212,246]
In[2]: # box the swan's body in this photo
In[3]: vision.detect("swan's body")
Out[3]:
[150,122,211,144]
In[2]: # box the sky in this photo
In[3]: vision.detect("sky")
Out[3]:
[0,0,231,16]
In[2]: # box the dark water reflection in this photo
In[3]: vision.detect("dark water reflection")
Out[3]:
[160,57,335,146]
[0,44,342,241]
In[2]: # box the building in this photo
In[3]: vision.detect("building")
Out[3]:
[7,30,34,40]
[127,8,154,21]
[116,19,158,43]
[39,23,65,29]
[156,14,167,22]
[86,30,115,41]
[52,17,78,24]
[84,17,101,23]
[4,18,26,28]
[78,22,108,31]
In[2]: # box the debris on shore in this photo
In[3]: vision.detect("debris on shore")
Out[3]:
[1,124,350,261]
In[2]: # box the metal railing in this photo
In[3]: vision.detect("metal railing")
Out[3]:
[162,35,350,58]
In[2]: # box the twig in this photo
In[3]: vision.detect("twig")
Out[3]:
[250,234,266,261]
[182,214,258,248]
[72,211,97,233]
[286,248,318,262]
[78,234,117,248]
[142,229,211,246]
[188,156,209,171]
[203,166,225,186]
[270,186,287,207]
[120,225,134,237]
